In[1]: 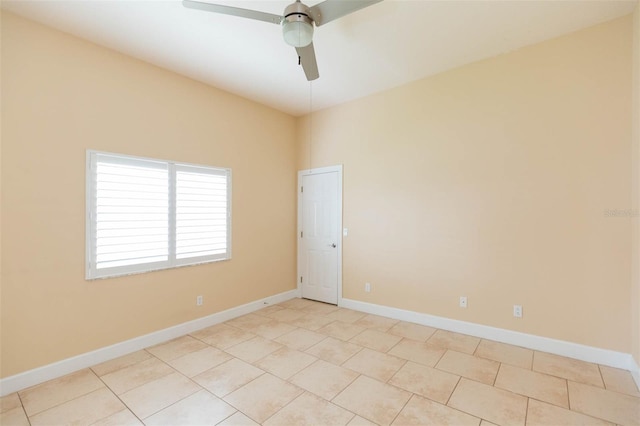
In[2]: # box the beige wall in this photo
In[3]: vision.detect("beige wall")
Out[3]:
[298,16,634,353]
[0,12,297,378]
[632,2,640,367]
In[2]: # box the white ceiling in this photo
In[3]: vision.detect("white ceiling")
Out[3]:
[2,0,637,116]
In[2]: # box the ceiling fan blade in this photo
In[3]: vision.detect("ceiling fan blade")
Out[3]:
[296,43,319,81]
[182,0,282,25]
[308,0,382,27]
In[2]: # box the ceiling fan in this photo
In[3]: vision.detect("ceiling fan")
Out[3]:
[182,0,383,81]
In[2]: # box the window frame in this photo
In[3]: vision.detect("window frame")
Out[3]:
[86,150,232,280]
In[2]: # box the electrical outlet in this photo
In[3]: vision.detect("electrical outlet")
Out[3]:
[196,295,203,306]
[365,282,371,293]
[513,305,522,318]
[459,296,467,308]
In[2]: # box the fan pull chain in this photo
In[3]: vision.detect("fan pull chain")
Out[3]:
[309,81,313,169]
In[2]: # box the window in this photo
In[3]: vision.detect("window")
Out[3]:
[86,151,231,279]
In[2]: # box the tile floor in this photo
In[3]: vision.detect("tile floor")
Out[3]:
[2,298,639,425]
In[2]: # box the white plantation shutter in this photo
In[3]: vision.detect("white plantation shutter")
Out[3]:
[175,165,229,262]
[87,151,231,279]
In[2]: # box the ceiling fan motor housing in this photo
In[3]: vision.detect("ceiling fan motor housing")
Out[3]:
[282,1,314,47]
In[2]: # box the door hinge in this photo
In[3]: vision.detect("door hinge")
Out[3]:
[300,231,303,238]
[301,186,303,193]
[300,276,303,283]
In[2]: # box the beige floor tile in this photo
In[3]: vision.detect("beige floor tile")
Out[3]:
[194,358,264,397]
[119,372,199,419]
[91,350,153,377]
[0,407,29,426]
[479,421,498,426]
[144,389,236,425]
[389,361,460,404]
[388,338,446,367]
[305,336,363,365]
[251,320,298,340]
[146,335,208,362]
[255,347,318,379]
[436,350,500,385]
[448,378,527,426]
[318,321,367,341]
[261,308,307,322]
[217,411,260,425]
[526,399,613,426]
[494,363,568,408]
[568,380,640,425]
[100,357,174,395]
[289,313,335,330]
[167,346,232,377]
[254,305,286,317]
[274,328,326,351]
[333,375,411,426]
[223,373,303,423]
[388,321,437,342]
[326,308,368,324]
[226,313,272,330]
[0,393,22,413]
[353,314,399,332]
[224,336,283,363]
[289,359,359,400]
[264,392,355,425]
[600,365,640,397]
[474,340,533,369]
[427,330,480,354]
[347,415,378,426]
[349,329,402,352]
[19,368,105,416]
[278,298,319,310]
[392,394,480,426]
[533,351,603,387]
[301,302,341,315]
[342,348,406,382]
[90,408,143,425]
[30,387,124,426]
[191,324,256,349]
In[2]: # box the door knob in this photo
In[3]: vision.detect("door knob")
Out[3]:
[331,243,336,248]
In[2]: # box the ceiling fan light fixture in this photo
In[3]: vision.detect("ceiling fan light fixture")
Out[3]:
[282,16,313,47]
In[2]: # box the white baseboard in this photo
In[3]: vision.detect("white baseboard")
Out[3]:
[0,289,299,397]
[342,298,640,389]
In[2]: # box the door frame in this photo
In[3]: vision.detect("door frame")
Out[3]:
[297,165,343,306]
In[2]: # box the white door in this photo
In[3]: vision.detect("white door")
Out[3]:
[298,166,342,305]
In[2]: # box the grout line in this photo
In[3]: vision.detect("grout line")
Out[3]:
[385,336,404,354]
[385,359,408,385]
[472,338,483,357]
[597,363,607,389]
[94,371,144,425]
[445,375,463,406]
[388,392,412,426]
[15,392,32,426]
[260,388,307,424]
[214,410,239,425]
[432,347,448,368]
[19,370,106,419]
[492,361,503,387]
